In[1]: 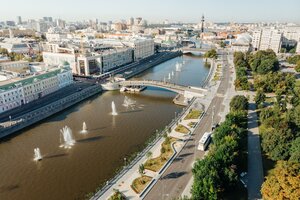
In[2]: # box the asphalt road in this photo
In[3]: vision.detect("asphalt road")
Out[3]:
[144,50,231,200]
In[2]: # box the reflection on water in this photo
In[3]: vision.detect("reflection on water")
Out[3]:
[0,55,209,200]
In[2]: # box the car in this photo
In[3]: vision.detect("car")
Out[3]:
[212,123,219,131]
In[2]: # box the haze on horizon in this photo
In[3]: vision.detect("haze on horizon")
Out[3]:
[0,0,300,23]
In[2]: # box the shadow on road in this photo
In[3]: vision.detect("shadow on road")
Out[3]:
[162,171,187,180]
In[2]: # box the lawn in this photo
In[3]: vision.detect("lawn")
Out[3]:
[144,138,175,172]
[131,175,152,194]
[184,109,202,120]
[175,124,189,134]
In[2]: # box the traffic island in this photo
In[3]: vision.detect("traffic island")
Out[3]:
[184,109,202,120]
[175,124,189,134]
[131,175,152,194]
[144,137,176,172]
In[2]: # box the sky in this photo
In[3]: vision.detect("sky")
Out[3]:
[0,0,300,23]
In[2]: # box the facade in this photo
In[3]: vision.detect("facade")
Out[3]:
[77,48,133,75]
[43,52,77,73]
[125,38,154,61]
[297,38,300,54]
[0,67,73,113]
[0,61,30,73]
[251,28,282,53]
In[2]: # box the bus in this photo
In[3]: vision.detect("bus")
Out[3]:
[198,132,212,151]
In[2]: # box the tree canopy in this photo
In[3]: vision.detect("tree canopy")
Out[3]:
[261,161,300,200]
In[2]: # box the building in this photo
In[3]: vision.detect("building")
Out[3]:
[0,61,30,73]
[17,16,22,25]
[124,38,154,61]
[251,28,282,53]
[0,66,73,113]
[77,47,133,75]
[297,37,300,54]
[231,34,252,52]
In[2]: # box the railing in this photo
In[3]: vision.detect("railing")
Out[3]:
[90,97,197,200]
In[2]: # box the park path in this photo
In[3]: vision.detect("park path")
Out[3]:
[247,96,264,200]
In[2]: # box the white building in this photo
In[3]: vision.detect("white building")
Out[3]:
[77,48,133,75]
[0,66,73,113]
[0,61,29,72]
[231,34,252,53]
[297,37,300,54]
[251,28,282,53]
[124,38,154,61]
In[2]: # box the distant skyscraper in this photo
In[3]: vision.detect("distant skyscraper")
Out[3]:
[17,16,22,25]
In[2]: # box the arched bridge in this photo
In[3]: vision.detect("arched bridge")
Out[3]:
[119,80,207,97]
[181,47,211,55]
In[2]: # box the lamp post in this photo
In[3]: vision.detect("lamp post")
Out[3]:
[124,157,127,167]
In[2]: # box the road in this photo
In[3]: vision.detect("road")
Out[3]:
[0,82,94,123]
[144,50,232,200]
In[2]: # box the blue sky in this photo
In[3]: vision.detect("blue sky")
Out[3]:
[0,0,299,23]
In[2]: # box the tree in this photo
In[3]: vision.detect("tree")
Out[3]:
[289,137,300,163]
[255,89,266,108]
[36,54,43,62]
[146,151,153,160]
[261,161,300,200]
[261,118,294,161]
[230,95,248,112]
[204,49,218,59]
[138,164,145,176]
[295,60,300,72]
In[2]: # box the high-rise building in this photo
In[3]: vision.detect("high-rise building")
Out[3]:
[296,37,300,54]
[251,28,282,53]
[17,16,22,25]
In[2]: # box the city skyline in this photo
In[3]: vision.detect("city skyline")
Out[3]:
[0,0,300,23]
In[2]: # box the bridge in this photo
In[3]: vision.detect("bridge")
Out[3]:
[119,80,207,98]
[181,47,211,55]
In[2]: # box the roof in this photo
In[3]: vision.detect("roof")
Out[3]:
[0,67,70,92]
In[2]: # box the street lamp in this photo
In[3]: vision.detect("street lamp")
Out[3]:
[124,157,127,167]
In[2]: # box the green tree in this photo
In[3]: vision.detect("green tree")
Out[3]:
[138,164,145,176]
[255,89,266,108]
[230,95,248,112]
[261,161,300,200]
[289,137,300,163]
[146,151,153,160]
[204,49,218,59]
[295,60,300,72]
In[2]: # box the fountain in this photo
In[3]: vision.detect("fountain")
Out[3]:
[111,101,118,116]
[80,122,88,134]
[60,126,75,149]
[33,148,42,161]
[171,71,174,76]
[176,63,181,72]
[122,96,136,109]
[168,73,171,80]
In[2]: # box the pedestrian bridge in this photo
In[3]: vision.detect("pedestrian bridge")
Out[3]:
[119,80,207,98]
[181,47,210,55]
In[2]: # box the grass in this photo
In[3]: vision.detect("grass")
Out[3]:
[184,109,202,120]
[144,138,175,172]
[175,124,189,134]
[131,175,152,194]
[188,122,197,128]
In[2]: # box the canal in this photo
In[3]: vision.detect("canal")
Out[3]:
[0,55,209,200]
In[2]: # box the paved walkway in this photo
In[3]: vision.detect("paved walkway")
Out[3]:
[247,97,264,200]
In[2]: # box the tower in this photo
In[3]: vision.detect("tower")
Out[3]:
[201,15,205,33]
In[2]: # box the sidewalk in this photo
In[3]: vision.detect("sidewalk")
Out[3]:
[97,98,202,200]
[247,97,264,200]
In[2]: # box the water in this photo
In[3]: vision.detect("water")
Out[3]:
[0,55,209,200]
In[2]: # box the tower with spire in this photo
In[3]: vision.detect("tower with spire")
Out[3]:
[201,15,205,33]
